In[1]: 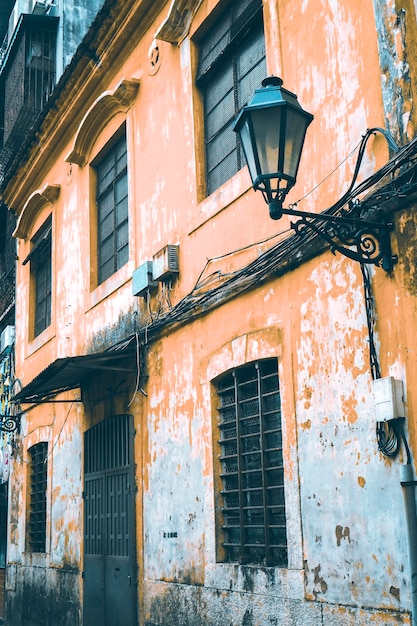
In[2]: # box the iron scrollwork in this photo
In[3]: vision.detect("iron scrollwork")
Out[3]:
[0,413,20,433]
[282,203,397,272]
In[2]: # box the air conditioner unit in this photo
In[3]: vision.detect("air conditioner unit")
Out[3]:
[32,0,49,15]
[152,245,179,281]
[32,0,55,15]
[0,326,15,354]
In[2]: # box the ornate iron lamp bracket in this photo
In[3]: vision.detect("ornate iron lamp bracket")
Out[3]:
[282,204,397,272]
[0,414,20,433]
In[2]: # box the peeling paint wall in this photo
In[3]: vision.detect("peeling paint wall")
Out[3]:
[2,0,417,624]
[373,0,417,142]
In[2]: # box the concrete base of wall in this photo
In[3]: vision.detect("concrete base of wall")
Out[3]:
[5,565,81,626]
[144,580,411,626]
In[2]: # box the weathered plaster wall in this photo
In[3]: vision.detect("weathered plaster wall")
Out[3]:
[60,0,108,73]
[295,259,409,610]
[140,252,411,624]
[6,393,84,626]
[3,0,417,624]
[373,0,417,143]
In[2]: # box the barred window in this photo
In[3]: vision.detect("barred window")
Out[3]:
[94,127,129,285]
[214,358,287,566]
[196,0,266,196]
[26,442,48,553]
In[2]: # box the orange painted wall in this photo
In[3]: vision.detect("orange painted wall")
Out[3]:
[3,0,417,624]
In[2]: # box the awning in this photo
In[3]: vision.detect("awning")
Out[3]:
[13,341,136,404]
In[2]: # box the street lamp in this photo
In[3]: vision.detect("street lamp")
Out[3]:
[233,76,399,272]
[233,76,313,220]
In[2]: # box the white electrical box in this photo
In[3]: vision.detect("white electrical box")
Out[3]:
[152,245,179,281]
[132,261,158,297]
[0,326,15,354]
[372,376,405,421]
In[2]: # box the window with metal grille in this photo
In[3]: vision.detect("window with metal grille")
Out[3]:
[214,358,287,566]
[26,442,48,553]
[23,216,52,337]
[4,23,57,143]
[196,0,266,196]
[94,127,129,285]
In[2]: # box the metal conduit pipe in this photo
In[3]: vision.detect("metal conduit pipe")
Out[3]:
[400,463,417,626]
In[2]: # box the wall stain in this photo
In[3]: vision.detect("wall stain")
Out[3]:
[312,564,328,599]
[336,525,351,546]
[390,585,401,601]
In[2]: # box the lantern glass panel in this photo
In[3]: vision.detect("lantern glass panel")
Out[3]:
[284,109,311,180]
[239,119,259,184]
[251,107,283,178]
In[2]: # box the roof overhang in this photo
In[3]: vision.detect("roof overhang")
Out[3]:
[13,343,136,404]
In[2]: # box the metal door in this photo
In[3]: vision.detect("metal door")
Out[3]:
[83,414,137,626]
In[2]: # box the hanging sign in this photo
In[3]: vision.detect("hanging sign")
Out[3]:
[2,444,11,482]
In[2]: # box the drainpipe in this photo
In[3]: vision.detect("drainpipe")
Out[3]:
[400,463,417,626]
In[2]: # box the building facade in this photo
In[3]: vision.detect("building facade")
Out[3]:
[1,0,417,625]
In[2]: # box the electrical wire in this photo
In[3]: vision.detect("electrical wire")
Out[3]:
[47,400,74,460]
[376,420,402,458]
[361,263,412,460]
[293,137,364,205]
[139,132,417,345]
[192,227,292,292]
[127,332,146,407]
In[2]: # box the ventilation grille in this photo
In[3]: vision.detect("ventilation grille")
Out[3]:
[152,245,179,281]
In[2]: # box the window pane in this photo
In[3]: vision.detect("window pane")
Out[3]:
[207,150,238,195]
[117,243,129,269]
[116,222,129,251]
[206,123,237,172]
[98,189,115,221]
[115,175,128,206]
[116,196,128,224]
[99,210,115,243]
[95,129,129,284]
[204,64,234,120]
[99,258,114,284]
[198,0,265,196]
[99,237,114,267]
[97,160,116,195]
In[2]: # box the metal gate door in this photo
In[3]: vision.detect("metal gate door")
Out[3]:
[83,414,137,626]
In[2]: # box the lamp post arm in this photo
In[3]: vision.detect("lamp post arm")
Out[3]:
[274,127,401,272]
[281,206,397,272]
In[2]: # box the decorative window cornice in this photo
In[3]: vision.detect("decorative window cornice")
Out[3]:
[155,0,203,44]
[65,78,140,167]
[13,184,60,240]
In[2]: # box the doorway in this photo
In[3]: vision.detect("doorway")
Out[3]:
[83,414,137,626]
